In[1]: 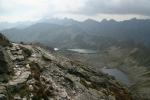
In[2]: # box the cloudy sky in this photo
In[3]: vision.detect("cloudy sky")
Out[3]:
[0,0,150,22]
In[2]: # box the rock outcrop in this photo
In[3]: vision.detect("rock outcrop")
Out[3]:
[0,33,132,100]
[0,33,10,47]
[0,33,11,74]
[0,35,13,83]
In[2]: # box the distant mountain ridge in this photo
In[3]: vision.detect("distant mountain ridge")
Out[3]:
[1,18,150,48]
[0,21,34,30]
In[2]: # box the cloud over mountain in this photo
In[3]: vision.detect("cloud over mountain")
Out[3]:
[0,0,150,22]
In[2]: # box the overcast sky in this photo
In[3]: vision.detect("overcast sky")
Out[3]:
[0,0,150,22]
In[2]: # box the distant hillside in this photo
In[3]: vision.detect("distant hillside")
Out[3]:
[1,18,150,48]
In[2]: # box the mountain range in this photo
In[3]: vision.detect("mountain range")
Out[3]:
[1,18,150,48]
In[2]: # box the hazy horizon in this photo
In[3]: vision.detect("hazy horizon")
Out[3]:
[1,17,150,24]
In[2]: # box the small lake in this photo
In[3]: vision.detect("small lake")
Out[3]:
[67,49,98,54]
[101,68,131,86]
[57,48,131,86]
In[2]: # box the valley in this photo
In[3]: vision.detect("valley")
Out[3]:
[56,46,150,100]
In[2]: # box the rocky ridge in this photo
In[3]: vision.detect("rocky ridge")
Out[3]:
[0,34,132,100]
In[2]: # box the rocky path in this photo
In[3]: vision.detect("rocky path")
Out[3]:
[0,43,133,100]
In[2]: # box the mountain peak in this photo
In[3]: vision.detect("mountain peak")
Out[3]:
[84,19,99,22]
[109,19,117,22]
[83,19,100,25]
[101,19,108,23]
[101,19,117,23]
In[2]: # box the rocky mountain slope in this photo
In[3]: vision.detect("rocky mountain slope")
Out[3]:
[59,45,150,100]
[0,33,132,100]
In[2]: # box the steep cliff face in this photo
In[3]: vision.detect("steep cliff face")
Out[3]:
[0,34,14,100]
[0,33,13,82]
[0,34,132,100]
[0,48,9,74]
[0,33,10,47]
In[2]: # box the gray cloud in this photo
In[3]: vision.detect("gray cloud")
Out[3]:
[78,0,150,16]
[0,0,150,22]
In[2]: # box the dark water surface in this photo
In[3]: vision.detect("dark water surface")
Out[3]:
[101,68,131,86]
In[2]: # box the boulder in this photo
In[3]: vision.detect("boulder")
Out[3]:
[0,94,7,100]
[0,86,7,95]
[0,33,10,47]
[8,71,31,92]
